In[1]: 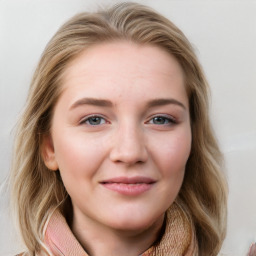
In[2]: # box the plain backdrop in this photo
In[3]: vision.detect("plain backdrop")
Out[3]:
[0,0,255,255]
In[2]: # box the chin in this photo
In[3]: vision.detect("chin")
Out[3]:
[107,211,165,233]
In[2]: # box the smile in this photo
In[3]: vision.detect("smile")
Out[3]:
[100,176,156,196]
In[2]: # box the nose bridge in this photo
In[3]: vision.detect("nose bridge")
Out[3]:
[110,119,148,164]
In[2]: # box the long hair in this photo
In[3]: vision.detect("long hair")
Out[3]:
[10,2,228,255]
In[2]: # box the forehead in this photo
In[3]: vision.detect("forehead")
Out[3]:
[63,41,184,81]
[59,41,187,107]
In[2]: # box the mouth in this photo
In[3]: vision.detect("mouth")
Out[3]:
[99,176,156,196]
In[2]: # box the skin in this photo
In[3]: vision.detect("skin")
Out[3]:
[42,41,192,256]
[248,243,256,256]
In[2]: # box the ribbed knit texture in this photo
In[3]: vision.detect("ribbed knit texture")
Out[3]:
[141,203,198,255]
[40,202,198,255]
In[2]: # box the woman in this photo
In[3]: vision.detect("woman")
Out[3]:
[10,2,228,256]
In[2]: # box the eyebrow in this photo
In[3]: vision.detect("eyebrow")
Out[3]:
[145,98,186,110]
[69,97,186,110]
[70,98,113,110]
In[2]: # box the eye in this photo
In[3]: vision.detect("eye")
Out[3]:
[81,115,107,126]
[148,115,176,125]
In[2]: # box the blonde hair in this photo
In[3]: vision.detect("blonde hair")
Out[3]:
[10,2,227,255]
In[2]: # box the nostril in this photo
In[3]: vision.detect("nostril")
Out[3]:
[109,130,148,164]
[109,146,148,165]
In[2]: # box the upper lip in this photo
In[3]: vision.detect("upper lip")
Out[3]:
[100,176,156,184]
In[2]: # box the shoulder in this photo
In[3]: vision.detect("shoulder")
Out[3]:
[16,251,48,256]
[15,253,38,256]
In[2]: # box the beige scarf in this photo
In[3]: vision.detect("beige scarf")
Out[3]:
[40,202,198,255]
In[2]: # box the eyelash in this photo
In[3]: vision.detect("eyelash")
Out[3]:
[80,115,107,126]
[80,114,177,126]
[147,115,177,126]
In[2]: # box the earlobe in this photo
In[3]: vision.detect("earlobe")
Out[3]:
[41,134,59,171]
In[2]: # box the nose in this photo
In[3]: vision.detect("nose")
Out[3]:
[109,123,148,165]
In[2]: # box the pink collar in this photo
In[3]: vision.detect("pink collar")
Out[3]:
[44,210,88,256]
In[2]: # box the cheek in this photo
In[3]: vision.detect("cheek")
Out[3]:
[53,131,105,180]
[151,130,191,178]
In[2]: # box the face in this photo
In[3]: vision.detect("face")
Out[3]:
[43,41,191,232]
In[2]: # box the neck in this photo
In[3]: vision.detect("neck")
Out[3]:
[71,210,165,256]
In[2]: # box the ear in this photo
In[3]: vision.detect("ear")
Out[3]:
[41,134,59,171]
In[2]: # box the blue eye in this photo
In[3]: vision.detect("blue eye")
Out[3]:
[82,116,106,126]
[149,116,175,125]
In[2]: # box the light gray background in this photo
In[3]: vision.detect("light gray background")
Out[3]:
[0,0,255,255]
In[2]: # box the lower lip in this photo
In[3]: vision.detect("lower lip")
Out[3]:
[101,183,154,196]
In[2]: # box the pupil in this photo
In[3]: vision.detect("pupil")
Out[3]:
[90,117,100,125]
[154,117,165,124]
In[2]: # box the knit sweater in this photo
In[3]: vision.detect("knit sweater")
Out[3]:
[40,202,198,256]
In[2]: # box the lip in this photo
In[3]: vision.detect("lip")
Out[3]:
[100,176,156,196]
